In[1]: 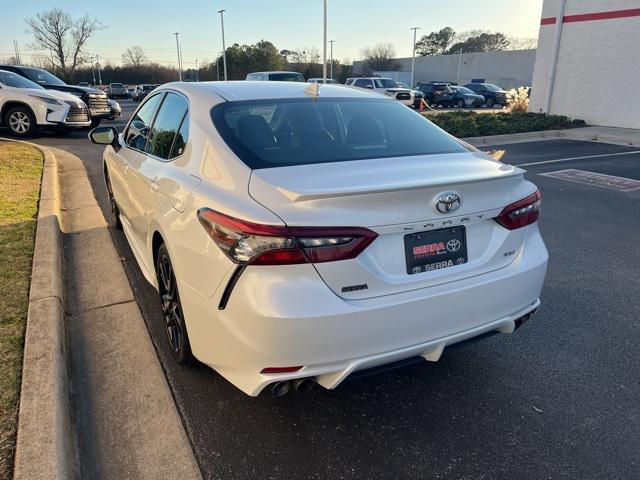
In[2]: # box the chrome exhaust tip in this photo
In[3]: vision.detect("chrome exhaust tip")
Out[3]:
[293,378,315,393]
[270,381,291,397]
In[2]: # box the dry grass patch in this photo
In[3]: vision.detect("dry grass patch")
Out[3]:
[0,141,43,480]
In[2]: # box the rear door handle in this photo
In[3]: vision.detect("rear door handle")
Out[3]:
[150,179,159,192]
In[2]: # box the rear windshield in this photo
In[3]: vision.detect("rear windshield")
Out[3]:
[211,98,468,169]
[268,73,305,82]
[111,83,124,88]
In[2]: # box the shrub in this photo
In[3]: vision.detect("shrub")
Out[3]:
[425,111,585,138]
[507,87,530,113]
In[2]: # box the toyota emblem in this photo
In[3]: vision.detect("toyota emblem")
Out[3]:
[436,192,460,213]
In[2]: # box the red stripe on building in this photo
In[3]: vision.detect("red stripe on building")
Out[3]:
[541,8,640,25]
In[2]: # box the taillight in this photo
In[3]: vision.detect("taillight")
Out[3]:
[494,191,541,230]
[197,208,377,266]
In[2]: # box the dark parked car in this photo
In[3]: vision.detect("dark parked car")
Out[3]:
[0,65,110,127]
[464,83,512,107]
[449,85,485,108]
[414,82,454,107]
[107,82,127,99]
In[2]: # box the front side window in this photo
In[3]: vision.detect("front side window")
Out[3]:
[22,68,66,86]
[146,92,189,160]
[374,79,397,88]
[211,98,468,169]
[0,70,44,89]
[125,93,163,151]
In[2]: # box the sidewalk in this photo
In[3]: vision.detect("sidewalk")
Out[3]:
[463,125,640,147]
[14,144,202,479]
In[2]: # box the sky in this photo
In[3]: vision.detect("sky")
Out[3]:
[0,0,544,68]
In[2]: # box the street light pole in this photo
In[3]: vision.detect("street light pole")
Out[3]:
[90,56,96,85]
[410,27,420,88]
[329,40,334,80]
[95,54,102,88]
[174,32,182,81]
[322,0,328,83]
[218,10,228,81]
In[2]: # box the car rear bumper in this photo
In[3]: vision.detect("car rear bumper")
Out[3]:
[180,225,548,396]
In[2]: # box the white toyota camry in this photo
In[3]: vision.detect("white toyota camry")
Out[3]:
[89,81,548,396]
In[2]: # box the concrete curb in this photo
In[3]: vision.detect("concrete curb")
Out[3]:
[463,130,563,146]
[463,127,640,147]
[5,139,78,479]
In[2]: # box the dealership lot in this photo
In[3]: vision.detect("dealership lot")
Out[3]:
[13,105,640,478]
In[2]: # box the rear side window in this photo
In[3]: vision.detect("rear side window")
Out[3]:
[146,92,189,160]
[211,98,468,169]
[125,93,163,151]
[354,79,372,88]
[170,112,189,159]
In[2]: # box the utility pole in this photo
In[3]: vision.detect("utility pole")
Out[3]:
[13,40,21,65]
[410,27,420,88]
[329,40,334,79]
[322,0,328,83]
[174,32,182,81]
[195,59,199,82]
[456,48,463,84]
[218,10,228,81]
[96,54,102,88]
[90,56,96,85]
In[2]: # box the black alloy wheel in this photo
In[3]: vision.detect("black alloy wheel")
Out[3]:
[156,244,193,364]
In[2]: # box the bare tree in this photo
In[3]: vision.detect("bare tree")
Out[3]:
[506,37,538,50]
[361,43,398,72]
[25,8,103,78]
[122,46,148,66]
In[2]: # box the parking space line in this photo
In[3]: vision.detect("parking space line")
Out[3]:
[517,150,640,167]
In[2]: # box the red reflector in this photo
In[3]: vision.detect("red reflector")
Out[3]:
[261,366,303,374]
[495,191,541,230]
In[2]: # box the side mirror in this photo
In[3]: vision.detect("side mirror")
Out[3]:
[89,126,121,151]
[364,84,373,89]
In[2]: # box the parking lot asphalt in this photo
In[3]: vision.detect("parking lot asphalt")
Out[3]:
[11,102,640,479]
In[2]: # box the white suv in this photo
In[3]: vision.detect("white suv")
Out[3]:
[346,77,414,106]
[0,69,90,136]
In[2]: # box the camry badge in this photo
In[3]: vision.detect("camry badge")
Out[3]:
[436,192,460,213]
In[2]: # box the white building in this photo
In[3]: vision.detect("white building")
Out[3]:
[353,50,537,90]
[530,0,640,128]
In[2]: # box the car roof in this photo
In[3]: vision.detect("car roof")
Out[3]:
[248,71,303,75]
[160,80,386,102]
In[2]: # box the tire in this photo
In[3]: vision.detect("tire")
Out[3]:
[457,98,465,108]
[156,244,193,364]
[485,97,495,108]
[5,106,37,137]
[104,170,123,230]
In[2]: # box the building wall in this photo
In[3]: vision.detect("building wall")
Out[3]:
[353,50,536,90]
[530,0,640,128]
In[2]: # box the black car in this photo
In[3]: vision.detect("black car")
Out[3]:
[0,65,111,127]
[463,83,511,107]
[449,85,485,108]
[414,82,455,107]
